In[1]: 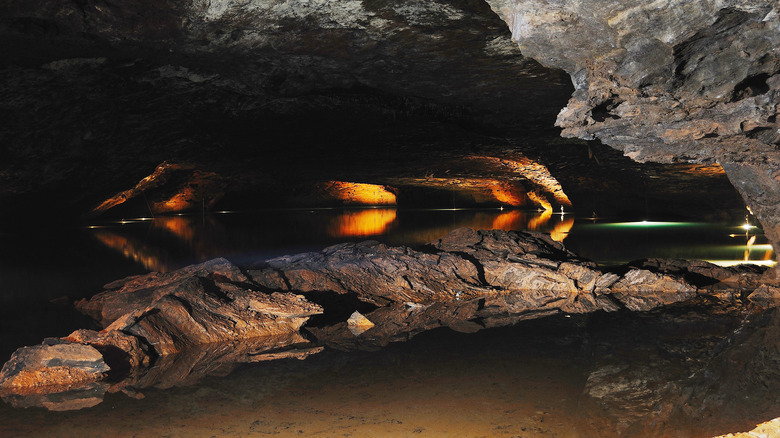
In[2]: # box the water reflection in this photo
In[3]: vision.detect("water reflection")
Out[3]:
[87,209,576,272]
[568,220,776,267]
[86,209,776,274]
[327,208,397,237]
[3,302,780,437]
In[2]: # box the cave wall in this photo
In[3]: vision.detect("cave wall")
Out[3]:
[0,0,575,219]
[485,0,780,261]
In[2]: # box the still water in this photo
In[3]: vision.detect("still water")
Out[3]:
[0,208,776,437]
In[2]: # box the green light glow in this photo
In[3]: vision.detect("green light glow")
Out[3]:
[705,260,777,267]
[594,221,696,228]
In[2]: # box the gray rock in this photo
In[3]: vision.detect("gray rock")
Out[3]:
[485,0,780,258]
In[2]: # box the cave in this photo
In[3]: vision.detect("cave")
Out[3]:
[1,1,779,436]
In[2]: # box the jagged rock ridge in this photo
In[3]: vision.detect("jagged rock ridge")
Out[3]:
[1,228,768,396]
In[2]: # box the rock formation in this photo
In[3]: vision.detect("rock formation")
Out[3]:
[1,228,769,399]
[0,340,109,394]
[0,0,753,232]
[485,0,780,260]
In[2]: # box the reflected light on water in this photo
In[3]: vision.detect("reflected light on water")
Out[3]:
[327,209,398,237]
[490,210,525,230]
[707,260,777,267]
[85,210,776,272]
[527,208,552,230]
[600,221,693,228]
[157,216,197,244]
[92,231,171,272]
[550,218,575,242]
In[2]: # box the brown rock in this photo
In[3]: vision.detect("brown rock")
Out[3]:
[102,278,322,356]
[76,258,251,327]
[251,228,709,316]
[0,340,109,394]
[251,239,485,305]
[747,284,780,308]
[610,269,698,311]
[64,329,151,370]
[714,417,780,438]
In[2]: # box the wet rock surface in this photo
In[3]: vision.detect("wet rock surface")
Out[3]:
[75,257,251,327]
[0,340,109,393]
[250,228,744,313]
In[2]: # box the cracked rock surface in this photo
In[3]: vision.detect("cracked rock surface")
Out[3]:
[485,0,780,259]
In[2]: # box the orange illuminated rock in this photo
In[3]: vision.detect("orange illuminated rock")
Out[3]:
[467,156,571,207]
[319,181,397,205]
[88,162,228,217]
[527,191,552,211]
[489,180,526,206]
[714,418,780,438]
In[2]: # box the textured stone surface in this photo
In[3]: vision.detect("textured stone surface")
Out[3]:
[485,0,780,258]
[747,284,780,308]
[76,257,252,327]
[714,418,780,438]
[63,329,151,371]
[0,341,109,393]
[99,277,322,356]
[251,228,716,312]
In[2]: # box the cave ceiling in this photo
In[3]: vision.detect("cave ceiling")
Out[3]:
[0,0,777,259]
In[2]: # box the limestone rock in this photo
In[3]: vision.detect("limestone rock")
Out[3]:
[76,258,251,327]
[73,257,323,357]
[747,284,780,309]
[250,239,485,305]
[610,269,697,311]
[485,0,780,257]
[251,228,702,315]
[0,340,109,393]
[714,418,780,438]
[101,278,322,356]
[64,329,151,370]
[346,311,375,336]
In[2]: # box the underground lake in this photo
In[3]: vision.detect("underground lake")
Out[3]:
[2,0,780,436]
[0,208,777,437]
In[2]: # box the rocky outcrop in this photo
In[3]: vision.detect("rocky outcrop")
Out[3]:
[250,228,721,312]
[0,258,323,394]
[0,340,109,393]
[76,257,259,327]
[0,228,769,407]
[76,258,323,356]
[485,0,780,260]
[0,0,575,222]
